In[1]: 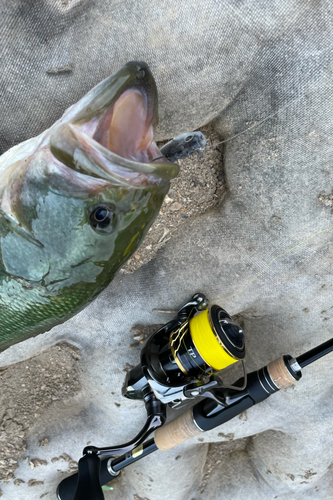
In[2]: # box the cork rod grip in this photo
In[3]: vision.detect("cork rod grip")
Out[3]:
[267,356,298,389]
[154,407,202,451]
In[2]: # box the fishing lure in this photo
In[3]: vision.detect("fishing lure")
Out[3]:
[159,131,207,162]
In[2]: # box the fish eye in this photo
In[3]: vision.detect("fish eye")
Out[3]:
[185,135,193,142]
[89,205,114,231]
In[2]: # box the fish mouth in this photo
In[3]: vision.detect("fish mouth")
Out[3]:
[50,62,179,187]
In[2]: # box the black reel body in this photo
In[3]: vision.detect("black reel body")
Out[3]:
[123,294,246,407]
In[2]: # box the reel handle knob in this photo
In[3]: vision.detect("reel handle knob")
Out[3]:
[73,454,104,500]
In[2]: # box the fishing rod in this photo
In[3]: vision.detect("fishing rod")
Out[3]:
[57,293,333,500]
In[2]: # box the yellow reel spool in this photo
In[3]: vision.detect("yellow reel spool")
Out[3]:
[170,305,245,376]
[190,309,238,371]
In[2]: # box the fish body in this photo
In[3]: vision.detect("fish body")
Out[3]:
[160,132,206,162]
[0,62,179,352]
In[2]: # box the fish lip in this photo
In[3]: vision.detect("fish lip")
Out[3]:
[50,62,179,185]
[71,62,159,130]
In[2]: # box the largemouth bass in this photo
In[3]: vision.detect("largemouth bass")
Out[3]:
[0,62,179,353]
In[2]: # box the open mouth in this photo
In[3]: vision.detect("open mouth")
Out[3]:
[49,62,179,187]
[92,89,163,164]
[75,89,165,165]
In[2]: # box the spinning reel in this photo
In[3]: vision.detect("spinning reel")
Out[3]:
[57,293,333,500]
[58,293,247,500]
[76,293,245,459]
[123,293,246,407]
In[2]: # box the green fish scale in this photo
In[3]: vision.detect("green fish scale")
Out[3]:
[0,283,97,351]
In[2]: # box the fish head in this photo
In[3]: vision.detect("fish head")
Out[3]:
[0,62,179,292]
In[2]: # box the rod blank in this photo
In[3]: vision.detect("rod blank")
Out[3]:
[296,337,333,369]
